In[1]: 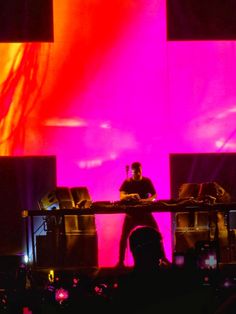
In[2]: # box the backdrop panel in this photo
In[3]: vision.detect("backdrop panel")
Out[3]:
[0,156,56,256]
[0,0,54,42]
[167,0,236,40]
[170,153,236,262]
[170,153,236,201]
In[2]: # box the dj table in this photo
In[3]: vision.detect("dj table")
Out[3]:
[22,200,236,267]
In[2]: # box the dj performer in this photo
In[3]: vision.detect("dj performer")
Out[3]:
[117,162,160,267]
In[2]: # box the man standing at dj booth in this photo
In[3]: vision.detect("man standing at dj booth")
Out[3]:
[117,162,160,267]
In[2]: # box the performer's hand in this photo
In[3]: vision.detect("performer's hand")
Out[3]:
[130,193,140,200]
[124,193,140,201]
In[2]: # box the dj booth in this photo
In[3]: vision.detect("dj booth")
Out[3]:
[22,199,236,268]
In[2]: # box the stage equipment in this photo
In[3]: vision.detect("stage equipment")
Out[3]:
[70,187,95,234]
[170,153,236,201]
[39,187,74,236]
[39,187,74,211]
[27,199,236,267]
[37,187,98,268]
[174,182,231,262]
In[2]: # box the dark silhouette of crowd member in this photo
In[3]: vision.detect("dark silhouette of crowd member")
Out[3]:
[129,225,166,271]
[113,226,218,314]
[113,226,172,313]
[117,162,160,267]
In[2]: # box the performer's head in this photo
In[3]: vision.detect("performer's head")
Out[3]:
[131,162,142,180]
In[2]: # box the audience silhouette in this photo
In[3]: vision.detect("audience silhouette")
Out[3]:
[112,226,173,313]
[112,226,218,314]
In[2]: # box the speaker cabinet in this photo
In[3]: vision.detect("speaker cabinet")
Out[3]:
[65,234,98,267]
[70,187,91,204]
[40,186,96,234]
[36,234,61,267]
[175,212,210,229]
[39,187,74,210]
[36,234,98,268]
[174,230,210,254]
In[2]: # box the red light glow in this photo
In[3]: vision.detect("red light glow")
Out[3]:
[55,288,69,304]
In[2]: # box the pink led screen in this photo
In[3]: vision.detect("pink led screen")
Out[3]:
[1,0,236,266]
